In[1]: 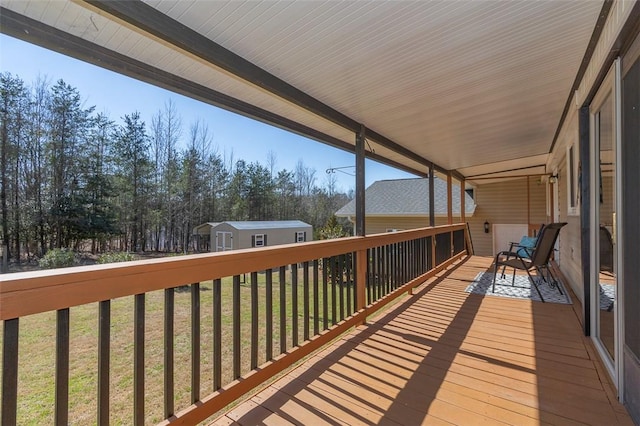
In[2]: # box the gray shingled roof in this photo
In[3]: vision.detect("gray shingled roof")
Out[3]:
[335,178,475,217]
[223,220,312,230]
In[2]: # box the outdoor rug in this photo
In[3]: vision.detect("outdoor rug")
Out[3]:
[465,271,572,304]
[599,283,615,311]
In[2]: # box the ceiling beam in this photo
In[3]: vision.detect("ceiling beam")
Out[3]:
[81,0,443,172]
[0,7,428,179]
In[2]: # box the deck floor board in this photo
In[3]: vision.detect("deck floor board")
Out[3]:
[213,256,633,425]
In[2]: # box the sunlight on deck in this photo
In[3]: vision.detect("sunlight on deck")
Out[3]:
[214,256,633,425]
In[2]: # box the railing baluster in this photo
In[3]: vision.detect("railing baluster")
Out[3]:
[250,272,258,369]
[330,256,337,325]
[2,318,19,426]
[266,269,273,361]
[374,247,379,303]
[346,254,352,316]
[404,241,409,283]
[291,263,298,347]
[213,279,222,390]
[339,254,345,321]
[164,288,174,418]
[134,294,145,425]
[279,266,286,354]
[303,261,310,341]
[313,260,319,336]
[98,300,110,425]
[55,308,69,426]
[406,241,410,282]
[322,258,329,330]
[191,283,200,404]
[380,245,385,297]
[233,275,241,379]
[366,248,372,305]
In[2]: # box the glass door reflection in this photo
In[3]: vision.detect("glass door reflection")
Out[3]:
[595,92,616,361]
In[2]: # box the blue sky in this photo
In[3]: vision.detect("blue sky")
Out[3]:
[0,34,414,193]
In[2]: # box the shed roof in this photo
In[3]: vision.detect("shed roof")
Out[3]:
[335,178,475,217]
[222,221,312,230]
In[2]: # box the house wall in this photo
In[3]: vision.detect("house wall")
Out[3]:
[364,216,438,235]
[468,177,547,256]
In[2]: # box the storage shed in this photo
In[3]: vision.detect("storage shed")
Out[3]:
[192,222,220,252]
[199,221,312,252]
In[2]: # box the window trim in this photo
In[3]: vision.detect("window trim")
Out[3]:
[567,143,580,216]
[253,234,265,247]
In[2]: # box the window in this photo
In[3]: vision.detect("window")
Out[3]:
[252,234,265,247]
[386,228,404,232]
[295,231,306,242]
[567,143,579,215]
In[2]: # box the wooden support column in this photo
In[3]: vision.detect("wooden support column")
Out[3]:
[429,166,436,268]
[355,125,366,237]
[447,172,453,225]
[447,172,454,256]
[527,176,531,229]
[429,165,435,227]
[355,125,367,324]
[579,105,591,336]
[460,178,466,223]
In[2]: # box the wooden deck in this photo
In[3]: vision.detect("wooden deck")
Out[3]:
[214,256,633,425]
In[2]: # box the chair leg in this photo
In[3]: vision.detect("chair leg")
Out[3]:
[511,269,516,286]
[525,268,545,302]
[492,255,500,293]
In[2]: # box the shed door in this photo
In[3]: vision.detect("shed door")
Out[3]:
[216,231,233,252]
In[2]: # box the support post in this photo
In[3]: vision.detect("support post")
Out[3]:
[447,171,453,225]
[460,178,466,223]
[355,125,366,237]
[429,166,436,268]
[579,105,591,336]
[429,166,435,227]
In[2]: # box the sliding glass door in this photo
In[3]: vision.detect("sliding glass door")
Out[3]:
[590,60,621,384]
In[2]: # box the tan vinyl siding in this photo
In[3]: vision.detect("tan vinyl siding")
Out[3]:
[365,216,432,235]
[467,177,547,256]
[363,216,456,235]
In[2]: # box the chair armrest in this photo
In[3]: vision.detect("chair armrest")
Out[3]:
[496,250,531,262]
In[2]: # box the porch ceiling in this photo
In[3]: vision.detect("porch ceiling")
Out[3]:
[1,0,604,182]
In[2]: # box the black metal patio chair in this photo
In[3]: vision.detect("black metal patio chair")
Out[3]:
[492,222,567,302]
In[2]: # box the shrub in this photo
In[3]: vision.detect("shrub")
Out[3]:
[97,252,137,264]
[38,248,76,269]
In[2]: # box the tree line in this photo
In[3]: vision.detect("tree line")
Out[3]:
[0,72,352,262]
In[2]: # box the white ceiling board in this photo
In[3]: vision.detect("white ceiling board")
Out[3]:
[144,0,602,172]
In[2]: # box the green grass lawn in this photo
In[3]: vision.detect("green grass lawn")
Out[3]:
[1,267,357,425]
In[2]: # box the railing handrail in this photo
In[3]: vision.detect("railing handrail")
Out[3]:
[0,224,465,320]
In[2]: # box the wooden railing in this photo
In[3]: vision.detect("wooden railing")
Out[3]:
[0,224,468,425]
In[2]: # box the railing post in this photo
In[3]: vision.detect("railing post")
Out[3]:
[356,248,367,324]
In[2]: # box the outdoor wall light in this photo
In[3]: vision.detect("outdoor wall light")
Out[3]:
[549,174,559,184]
[484,221,490,233]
